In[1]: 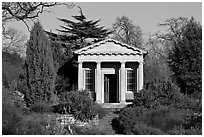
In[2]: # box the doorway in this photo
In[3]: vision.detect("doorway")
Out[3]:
[104,74,118,103]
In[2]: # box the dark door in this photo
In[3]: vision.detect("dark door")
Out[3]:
[104,74,117,103]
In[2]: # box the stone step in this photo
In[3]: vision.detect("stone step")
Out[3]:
[99,103,132,109]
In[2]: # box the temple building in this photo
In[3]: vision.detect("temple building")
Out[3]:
[74,39,147,104]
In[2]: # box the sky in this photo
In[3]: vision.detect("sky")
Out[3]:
[5,2,202,39]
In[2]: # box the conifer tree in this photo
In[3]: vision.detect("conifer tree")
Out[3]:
[47,8,112,50]
[25,21,56,105]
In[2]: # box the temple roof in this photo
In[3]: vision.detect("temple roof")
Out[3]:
[74,39,147,56]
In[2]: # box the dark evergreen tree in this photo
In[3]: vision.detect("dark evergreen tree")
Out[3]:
[24,21,56,105]
[168,17,202,98]
[45,8,112,92]
[47,7,112,50]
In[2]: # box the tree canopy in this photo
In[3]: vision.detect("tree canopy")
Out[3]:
[112,16,143,47]
[47,7,112,50]
[167,17,202,98]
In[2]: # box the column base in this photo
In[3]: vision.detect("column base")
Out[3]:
[96,100,102,103]
[120,100,126,104]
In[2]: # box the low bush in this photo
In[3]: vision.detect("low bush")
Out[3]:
[2,103,23,135]
[55,90,106,121]
[131,122,165,135]
[30,101,53,113]
[183,112,202,132]
[112,105,186,134]
[144,106,185,132]
[67,124,106,135]
[113,79,201,135]
[133,80,182,108]
[17,115,48,135]
[3,102,52,135]
[112,106,148,134]
[167,125,186,135]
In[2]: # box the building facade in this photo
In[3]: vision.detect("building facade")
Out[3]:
[74,39,147,104]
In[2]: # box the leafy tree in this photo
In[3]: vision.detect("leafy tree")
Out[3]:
[112,16,143,47]
[24,21,56,105]
[167,17,202,98]
[143,35,171,87]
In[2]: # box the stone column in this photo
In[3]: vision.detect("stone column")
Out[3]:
[96,61,102,103]
[120,61,126,103]
[78,61,83,90]
[138,61,144,91]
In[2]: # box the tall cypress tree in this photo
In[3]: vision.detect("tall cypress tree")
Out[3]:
[25,21,56,105]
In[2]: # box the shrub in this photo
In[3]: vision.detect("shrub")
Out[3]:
[2,51,23,89]
[17,113,51,135]
[30,101,53,113]
[167,125,186,135]
[144,106,185,132]
[172,96,202,112]
[56,90,105,121]
[67,124,106,135]
[184,112,202,131]
[2,103,23,135]
[112,106,148,134]
[133,80,182,108]
[184,128,202,135]
[131,122,165,135]
[2,86,27,109]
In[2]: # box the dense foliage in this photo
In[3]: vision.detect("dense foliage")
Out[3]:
[167,17,202,98]
[112,79,202,135]
[53,90,106,121]
[23,21,56,105]
[2,52,24,89]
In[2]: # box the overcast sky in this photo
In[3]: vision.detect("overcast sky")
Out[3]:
[6,2,202,39]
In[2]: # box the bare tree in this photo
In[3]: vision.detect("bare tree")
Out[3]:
[2,27,27,55]
[157,17,188,44]
[112,16,143,47]
[2,2,74,31]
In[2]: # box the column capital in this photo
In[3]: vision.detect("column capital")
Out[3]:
[96,61,101,64]
[120,61,126,64]
[139,61,144,65]
[78,61,83,64]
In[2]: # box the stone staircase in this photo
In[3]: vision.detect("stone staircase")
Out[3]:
[97,107,121,135]
[99,103,131,109]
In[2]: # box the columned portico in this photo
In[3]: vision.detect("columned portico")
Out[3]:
[74,39,147,105]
